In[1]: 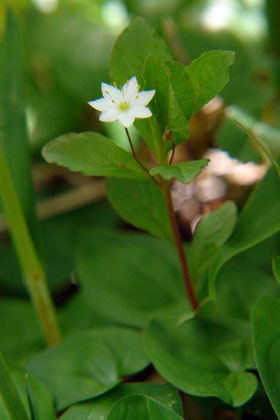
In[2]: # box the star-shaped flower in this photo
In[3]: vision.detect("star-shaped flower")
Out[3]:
[88,76,155,128]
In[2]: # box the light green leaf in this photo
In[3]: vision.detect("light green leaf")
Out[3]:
[27,334,118,410]
[106,179,172,240]
[27,327,149,410]
[76,229,186,327]
[60,383,183,420]
[186,50,235,114]
[110,17,171,86]
[144,314,257,407]
[190,201,237,279]
[150,159,209,183]
[209,164,280,298]
[252,297,280,418]
[42,132,147,180]
[107,395,184,420]
[272,256,280,285]
[0,8,37,234]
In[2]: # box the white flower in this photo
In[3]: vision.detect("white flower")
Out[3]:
[88,76,155,128]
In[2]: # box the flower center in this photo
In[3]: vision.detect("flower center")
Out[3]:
[118,101,130,111]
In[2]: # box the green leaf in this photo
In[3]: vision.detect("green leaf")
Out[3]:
[186,50,235,114]
[150,159,209,183]
[165,60,194,142]
[27,334,118,410]
[190,201,237,279]
[27,327,149,410]
[13,372,55,420]
[106,179,172,240]
[215,261,279,321]
[0,299,43,366]
[60,383,183,420]
[110,17,171,85]
[209,164,280,298]
[42,132,147,180]
[0,8,37,234]
[144,313,257,407]
[252,297,280,418]
[76,229,186,327]
[272,256,280,285]
[0,354,29,420]
[107,395,184,420]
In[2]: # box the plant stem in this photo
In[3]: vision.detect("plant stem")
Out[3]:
[169,141,175,165]
[162,180,198,310]
[0,143,61,346]
[124,128,161,187]
[0,353,29,420]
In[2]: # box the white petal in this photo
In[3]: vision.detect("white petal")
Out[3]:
[132,90,156,106]
[122,76,139,102]
[101,82,122,103]
[99,109,119,122]
[88,98,115,111]
[130,106,152,118]
[117,112,135,128]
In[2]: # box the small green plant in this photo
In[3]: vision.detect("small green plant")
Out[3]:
[1,5,280,419]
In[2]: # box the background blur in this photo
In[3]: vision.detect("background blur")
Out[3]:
[1,0,280,300]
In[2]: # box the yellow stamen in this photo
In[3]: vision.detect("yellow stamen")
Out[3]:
[118,102,130,111]
[138,85,141,90]
[113,82,117,87]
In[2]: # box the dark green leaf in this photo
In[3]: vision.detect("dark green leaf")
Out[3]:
[42,132,147,180]
[272,256,280,285]
[252,297,280,418]
[186,50,235,114]
[190,201,237,279]
[107,179,172,240]
[107,395,184,420]
[144,313,257,407]
[150,159,209,183]
[209,164,280,298]
[76,229,186,327]
[61,383,183,420]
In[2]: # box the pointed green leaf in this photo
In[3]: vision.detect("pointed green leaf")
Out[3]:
[252,297,280,418]
[144,314,257,407]
[60,383,183,420]
[107,178,172,240]
[272,256,280,285]
[42,132,147,180]
[186,50,235,114]
[76,230,185,327]
[150,159,209,183]
[107,395,184,420]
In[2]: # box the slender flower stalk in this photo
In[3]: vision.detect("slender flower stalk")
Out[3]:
[0,142,61,346]
[124,128,161,187]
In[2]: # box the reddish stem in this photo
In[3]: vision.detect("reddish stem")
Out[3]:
[163,181,198,310]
